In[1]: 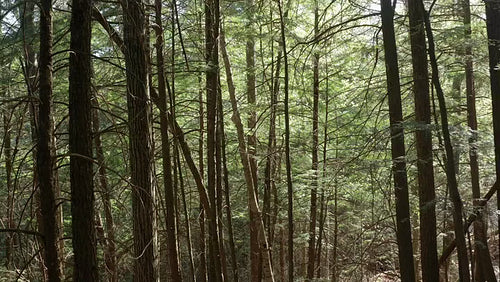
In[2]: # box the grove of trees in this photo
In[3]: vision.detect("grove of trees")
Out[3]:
[0,0,499,280]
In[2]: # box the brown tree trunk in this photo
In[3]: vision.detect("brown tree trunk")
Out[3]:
[461,0,497,280]
[205,0,223,280]
[277,2,293,280]
[380,0,416,280]
[92,100,118,282]
[153,0,182,279]
[220,30,275,282]
[423,9,471,281]
[485,0,500,267]
[38,0,62,280]
[407,0,439,280]
[307,1,319,279]
[69,0,98,279]
[122,0,156,279]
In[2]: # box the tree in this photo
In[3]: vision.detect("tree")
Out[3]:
[122,0,156,279]
[407,0,439,280]
[380,0,415,280]
[68,0,98,279]
[38,0,63,280]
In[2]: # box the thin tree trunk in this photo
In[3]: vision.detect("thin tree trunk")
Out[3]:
[205,0,223,280]
[69,0,98,279]
[92,100,118,282]
[219,94,239,282]
[422,9,471,281]
[153,0,182,279]
[407,0,439,280]
[462,0,497,280]
[307,1,319,279]
[380,0,416,280]
[220,30,275,282]
[122,0,156,279]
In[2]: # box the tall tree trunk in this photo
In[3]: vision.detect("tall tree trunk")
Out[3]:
[38,0,62,280]
[220,30,275,282]
[245,1,261,280]
[407,0,439,280]
[153,0,182,279]
[422,9,471,281]
[462,0,497,280]
[122,0,156,279]
[198,72,207,282]
[380,0,416,280]
[205,0,223,280]
[92,100,118,282]
[219,92,239,282]
[69,0,98,279]
[277,2,293,280]
[307,1,319,279]
[485,0,500,267]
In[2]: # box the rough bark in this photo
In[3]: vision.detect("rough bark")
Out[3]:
[69,0,98,279]
[380,0,416,280]
[485,0,500,266]
[38,0,62,280]
[407,0,439,280]
[122,0,156,279]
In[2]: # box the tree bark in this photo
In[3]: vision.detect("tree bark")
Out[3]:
[407,0,439,280]
[122,0,156,279]
[153,0,182,279]
[69,0,98,279]
[38,0,63,280]
[380,0,416,280]
[423,8,471,281]
[205,0,223,280]
[485,0,500,267]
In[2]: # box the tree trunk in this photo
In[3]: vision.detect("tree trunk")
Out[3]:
[220,30,275,282]
[122,0,156,279]
[38,0,62,280]
[485,0,500,267]
[153,0,182,279]
[462,0,497,280]
[92,100,118,282]
[307,1,319,279]
[69,0,98,279]
[407,0,439,280]
[380,0,416,280]
[423,9,471,281]
[205,0,223,280]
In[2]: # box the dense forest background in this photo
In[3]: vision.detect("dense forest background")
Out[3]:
[0,0,499,280]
